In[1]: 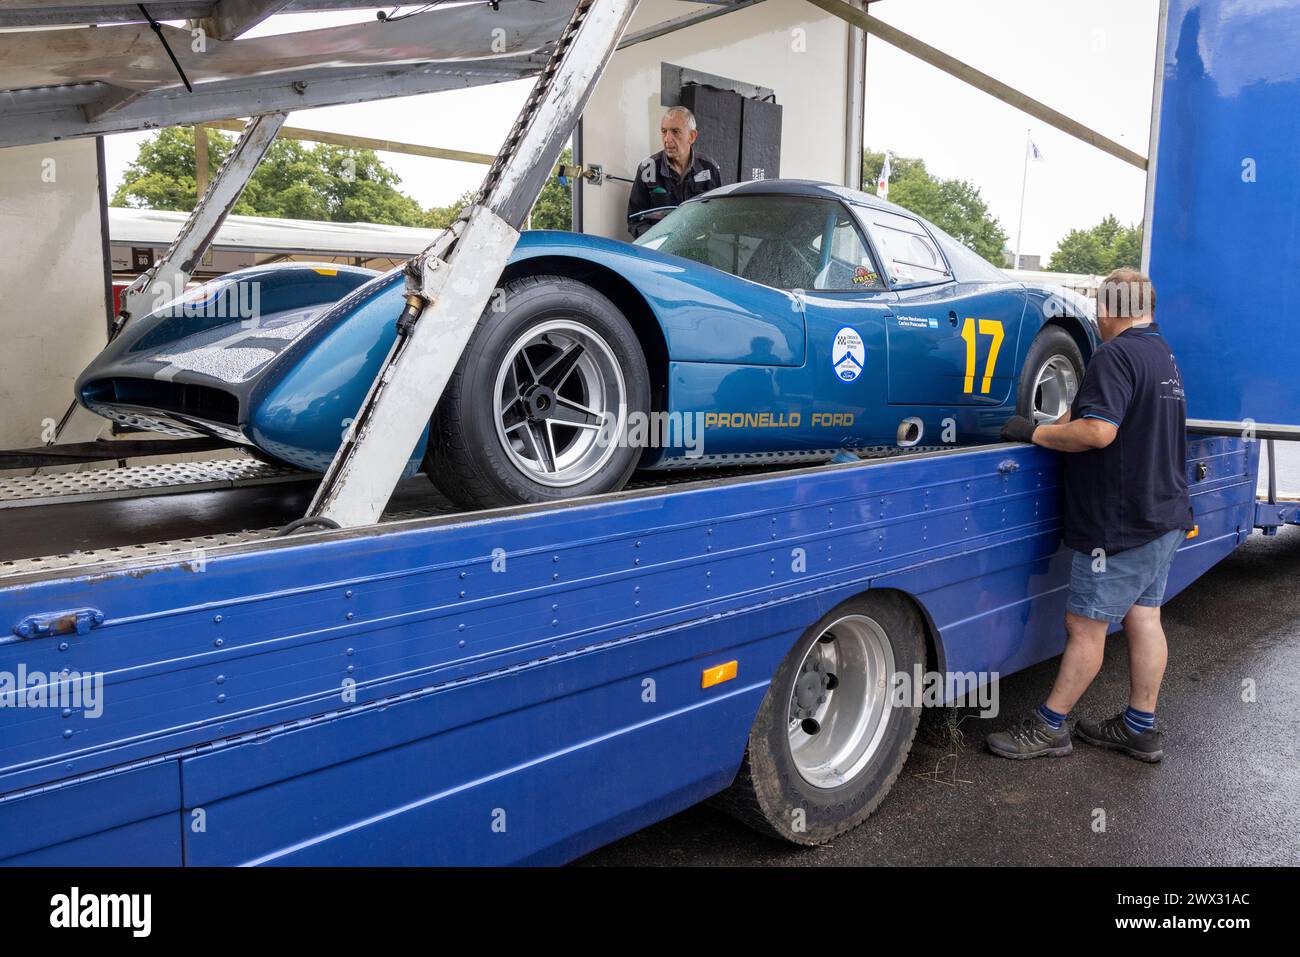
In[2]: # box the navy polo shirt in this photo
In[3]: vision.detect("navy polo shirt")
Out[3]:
[1062,322,1194,554]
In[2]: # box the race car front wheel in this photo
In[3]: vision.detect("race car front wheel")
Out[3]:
[1017,325,1084,424]
[426,274,650,509]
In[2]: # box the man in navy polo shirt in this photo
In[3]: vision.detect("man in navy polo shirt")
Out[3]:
[987,268,1193,763]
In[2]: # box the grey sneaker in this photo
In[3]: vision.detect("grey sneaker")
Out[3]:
[986,712,1073,759]
[1075,713,1164,762]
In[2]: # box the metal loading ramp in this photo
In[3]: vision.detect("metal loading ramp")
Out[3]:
[0,445,947,579]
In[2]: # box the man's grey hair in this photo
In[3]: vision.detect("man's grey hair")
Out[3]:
[1098,267,1156,321]
[662,105,697,131]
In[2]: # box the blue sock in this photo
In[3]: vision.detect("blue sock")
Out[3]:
[1124,706,1156,734]
[1037,702,1068,730]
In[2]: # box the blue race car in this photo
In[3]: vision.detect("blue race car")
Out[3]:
[77,179,1097,508]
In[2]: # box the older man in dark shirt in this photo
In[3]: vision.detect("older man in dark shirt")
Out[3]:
[626,106,722,239]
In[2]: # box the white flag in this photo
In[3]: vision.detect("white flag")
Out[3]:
[876,152,892,200]
[1028,139,1044,161]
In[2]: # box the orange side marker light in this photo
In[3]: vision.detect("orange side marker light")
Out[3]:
[701,660,738,689]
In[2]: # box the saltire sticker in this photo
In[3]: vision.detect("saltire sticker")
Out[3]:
[832,326,865,382]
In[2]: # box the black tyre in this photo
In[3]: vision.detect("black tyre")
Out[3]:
[716,592,926,845]
[426,274,651,509]
[1016,324,1085,423]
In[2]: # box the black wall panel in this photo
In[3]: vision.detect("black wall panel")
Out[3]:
[678,83,782,186]
[680,84,742,186]
[740,97,783,182]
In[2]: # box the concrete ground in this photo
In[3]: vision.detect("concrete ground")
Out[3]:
[578,524,1300,867]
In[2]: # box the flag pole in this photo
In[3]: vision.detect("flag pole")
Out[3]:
[1014,128,1030,270]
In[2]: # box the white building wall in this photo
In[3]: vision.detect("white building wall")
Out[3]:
[580,0,856,241]
[0,139,108,450]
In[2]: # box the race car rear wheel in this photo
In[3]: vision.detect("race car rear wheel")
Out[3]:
[426,274,650,509]
[1017,325,1084,424]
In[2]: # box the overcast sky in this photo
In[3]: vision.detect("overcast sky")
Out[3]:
[862,0,1159,261]
[103,0,1161,261]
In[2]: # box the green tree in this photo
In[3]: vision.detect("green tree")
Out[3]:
[862,149,1008,265]
[1046,214,1142,273]
[114,128,578,233]
[528,148,574,230]
[111,126,222,212]
[424,189,474,230]
[113,127,435,228]
[420,149,574,230]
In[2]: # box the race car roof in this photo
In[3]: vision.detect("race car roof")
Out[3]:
[699,178,913,215]
[695,178,1012,284]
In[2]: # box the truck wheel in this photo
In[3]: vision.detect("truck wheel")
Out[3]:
[426,274,650,509]
[717,592,925,845]
[1016,325,1084,423]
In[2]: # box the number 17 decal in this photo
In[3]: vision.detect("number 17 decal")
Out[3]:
[960,318,1004,394]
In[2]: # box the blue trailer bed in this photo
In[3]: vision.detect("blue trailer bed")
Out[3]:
[0,436,1257,864]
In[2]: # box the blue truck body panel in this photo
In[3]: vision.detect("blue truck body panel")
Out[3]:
[0,437,1256,865]
[1149,0,1300,429]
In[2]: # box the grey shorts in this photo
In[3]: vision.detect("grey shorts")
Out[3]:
[1066,527,1186,624]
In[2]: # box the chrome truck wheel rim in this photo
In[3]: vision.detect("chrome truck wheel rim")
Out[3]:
[1032,355,1079,423]
[493,319,626,488]
[787,614,896,789]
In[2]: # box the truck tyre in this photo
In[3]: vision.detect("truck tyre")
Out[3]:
[1016,324,1084,423]
[717,592,926,845]
[426,274,650,509]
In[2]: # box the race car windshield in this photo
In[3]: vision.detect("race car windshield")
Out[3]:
[635,195,884,292]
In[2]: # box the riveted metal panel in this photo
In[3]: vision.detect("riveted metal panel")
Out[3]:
[0,438,1258,863]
